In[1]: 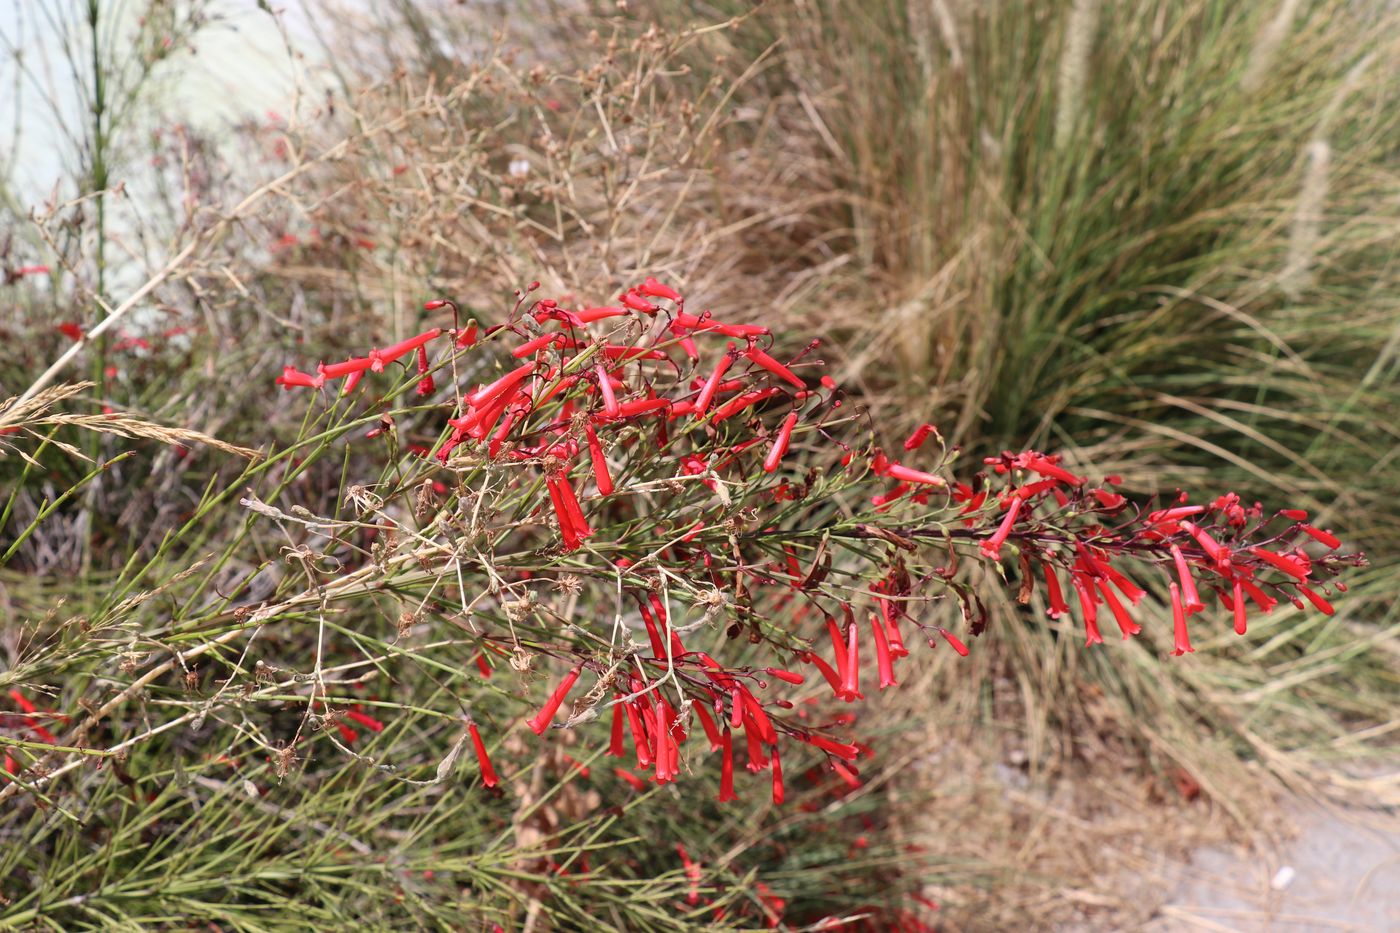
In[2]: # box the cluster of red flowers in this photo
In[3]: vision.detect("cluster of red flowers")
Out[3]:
[270,279,1362,812]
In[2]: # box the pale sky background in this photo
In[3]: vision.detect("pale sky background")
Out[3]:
[0,1,329,208]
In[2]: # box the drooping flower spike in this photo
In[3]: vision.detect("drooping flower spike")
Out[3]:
[261,280,1362,808]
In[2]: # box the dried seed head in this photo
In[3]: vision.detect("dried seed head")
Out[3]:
[345,485,384,517]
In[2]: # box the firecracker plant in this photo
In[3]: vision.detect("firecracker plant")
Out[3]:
[262,278,1364,810]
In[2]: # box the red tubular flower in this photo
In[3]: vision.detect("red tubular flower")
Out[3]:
[584,424,613,496]
[625,701,652,769]
[740,689,776,744]
[675,311,769,338]
[1043,564,1069,619]
[639,277,682,302]
[1169,582,1194,656]
[885,463,947,487]
[470,722,500,788]
[669,321,700,360]
[743,345,806,389]
[709,387,782,422]
[1249,547,1308,580]
[1170,544,1205,614]
[546,477,582,551]
[345,708,384,732]
[1070,573,1104,646]
[694,348,736,415]
[804,652,843,695]
[1239,578,1278,614]
[57,322,84,342]
[1011,479,1060,503]
[1104,564,1146,606]
[904,423,937,451]
[319,357,373,379]
[512,333,561,358]
[770,743,785,805]
[825,615,850,673]
[1181,521,1229,567]
[576,306,628,323]
[1298,525,1341,550]
[9,690,57,744]
[275,366,322,390]
[616,768,648,792]
[937,628,969,657]
[557,474,592,544]
[839,621,861,701]
[1231,578,1248,635]
[1146,505,1205,524]
[594,363,621,418]
[415,347,435,396]
[979,497,1024,560]
[763,411,799,473]
[677,844,703,906]
[1097,579,1141,638]
[871,483,911,509]
[743,716,770,772]
[607,701,627,757]
[1280,508,1309,520]
[718,731,738,802]
[648,593,686,658]
[638,600,669,659]
[1297,585,1335,616]
[620,290,659,314]
[467,362,536,408]
[869,614,898,689]
[374,328,442,367]
[728,687,744,730]
[526,666,582,735]
[654,701,675,783]
[455,322,479,347]
[764,668,805,686]
[607,398,672,419]
[1021,454,1085,486]
[693,702,723,751]
[803,732,861,762]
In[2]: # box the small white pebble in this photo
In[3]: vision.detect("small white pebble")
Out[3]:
[1270,865,1296,890]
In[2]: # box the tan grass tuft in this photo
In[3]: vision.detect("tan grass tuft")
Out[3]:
[1055,0,1101,151]
[1243,0,1303,94]
[1281,139,1331,300]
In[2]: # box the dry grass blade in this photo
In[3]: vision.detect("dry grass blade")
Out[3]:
[0,381,260,460]
[38,411,262,461]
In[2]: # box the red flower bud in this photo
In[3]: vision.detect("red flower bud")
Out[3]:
[744,345,805,389]
[469,722,499,787]
[639,277,682,302]
[903,423,938,451]
[763,411,799,473]
[526,666,582,735]
[1170,582,1194,656]
[1170,544,1205,614]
